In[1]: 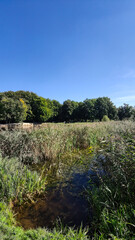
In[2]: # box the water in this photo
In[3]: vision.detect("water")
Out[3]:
[14,154,98,230]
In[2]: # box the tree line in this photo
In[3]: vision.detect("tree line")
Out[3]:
[0,91,135,123]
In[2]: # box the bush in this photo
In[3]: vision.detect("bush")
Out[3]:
[102,115,110,122]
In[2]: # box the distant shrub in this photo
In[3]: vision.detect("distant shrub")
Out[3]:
[102,115,110,122]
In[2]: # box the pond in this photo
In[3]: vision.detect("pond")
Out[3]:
[14,153,99,230]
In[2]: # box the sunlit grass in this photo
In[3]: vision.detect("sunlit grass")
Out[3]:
[0,120,135,239]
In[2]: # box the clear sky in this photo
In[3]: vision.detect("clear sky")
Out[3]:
[0,0,135,107]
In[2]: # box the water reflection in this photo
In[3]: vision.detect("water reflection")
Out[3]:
[14,154,98,229]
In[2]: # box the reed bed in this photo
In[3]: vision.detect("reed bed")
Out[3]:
[0,120,135,239]
[0,120,134,165]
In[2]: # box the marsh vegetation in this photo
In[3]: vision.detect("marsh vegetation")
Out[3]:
[0,121,135,239]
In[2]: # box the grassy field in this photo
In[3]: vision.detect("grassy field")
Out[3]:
[0,120,135,239]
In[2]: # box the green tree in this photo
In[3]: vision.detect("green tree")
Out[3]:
[95,97,117,121]
[0,97,27,123]
[131,107,135,120]
[49,100,62,122]
[82,99,96,121]
[0,91,38,122]
[71,102,84,122]
[15,91,38,122]
[118,104,134,120]
[31,97,54,122]
[60,100,78,122]
[0,91,60,123]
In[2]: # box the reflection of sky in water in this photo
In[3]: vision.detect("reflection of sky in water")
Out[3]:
[14,157,99,230]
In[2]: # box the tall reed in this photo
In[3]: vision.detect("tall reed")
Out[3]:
[88,122,135,239]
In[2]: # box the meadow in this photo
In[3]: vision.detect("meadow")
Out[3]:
[0,121,135,239]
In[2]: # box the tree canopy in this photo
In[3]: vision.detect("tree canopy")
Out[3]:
[0,91,134,123]
[0,97,27,123]
[118,104,135,120]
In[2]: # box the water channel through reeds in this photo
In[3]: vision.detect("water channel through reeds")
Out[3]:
[14,154,98,230]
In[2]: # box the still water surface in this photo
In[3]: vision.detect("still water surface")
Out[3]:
[14,154,98,229]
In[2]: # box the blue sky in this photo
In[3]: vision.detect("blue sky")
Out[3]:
[0,0,135,106]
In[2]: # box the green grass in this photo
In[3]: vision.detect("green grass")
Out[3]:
[88,122,135,239]
[0,154,46,204]
[0,120,134,165]
[0,120,135,239]
[0,155,89,239]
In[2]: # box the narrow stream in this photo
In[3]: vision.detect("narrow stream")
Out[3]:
[14,154,99,230]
